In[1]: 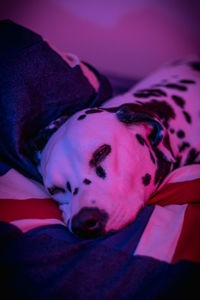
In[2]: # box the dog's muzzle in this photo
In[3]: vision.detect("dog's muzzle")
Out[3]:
[71,207,109,239]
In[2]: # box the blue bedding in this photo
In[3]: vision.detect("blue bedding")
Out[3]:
[1,210,198,300]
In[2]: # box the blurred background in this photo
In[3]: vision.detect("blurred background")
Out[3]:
[0,0,200,81]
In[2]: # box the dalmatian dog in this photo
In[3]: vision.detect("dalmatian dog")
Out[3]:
[39,58,200,239]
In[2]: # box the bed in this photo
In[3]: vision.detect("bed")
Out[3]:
[0,20,199,300]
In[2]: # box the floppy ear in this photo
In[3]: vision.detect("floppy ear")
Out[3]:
[115,103,176,163]
[116,104,164,147]
[31,114,70,158]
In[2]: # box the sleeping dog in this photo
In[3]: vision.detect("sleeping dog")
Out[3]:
[39,58,200,239]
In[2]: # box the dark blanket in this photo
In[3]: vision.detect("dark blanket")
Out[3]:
[0,20,112,183]
[0,209,198,300]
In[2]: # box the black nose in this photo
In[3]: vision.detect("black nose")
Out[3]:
[71,207,109,239]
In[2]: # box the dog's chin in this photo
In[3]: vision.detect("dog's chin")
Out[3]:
[104,210,142,234]
[105,219,133,234]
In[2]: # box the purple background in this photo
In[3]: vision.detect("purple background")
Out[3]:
[1,0,200,79]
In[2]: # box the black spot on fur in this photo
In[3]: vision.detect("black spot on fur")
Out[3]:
[85,109,103,114]
[116,101,175,129]
[96,166,106,179]
[73,188,79,195]
[90,144,112,167]
[83,178,92,185]
[165,83,187,91]
[179,79,196,84]
[179,142,190,153]
[77,114,86,120]
[142,173,151,186]
[103,107,118,113]
[183,111,192,123]
[136,134,146,146]
[66,181,72,193]
[154,148,172,185]
[170,128,175,134]
[134,88,167,98]
[48,186,65,195]
[173,157,182,170]
[145,100,175,128]
[171,95,185,108]
[154,89,167,96]
[190,62,200,72]
[133,92,149,98]
[177,130,185,139]
[185,148,199,165]
[163,133,175,157]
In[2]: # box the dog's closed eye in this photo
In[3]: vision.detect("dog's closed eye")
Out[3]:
[48,186,66,195]
[90,144,111,167]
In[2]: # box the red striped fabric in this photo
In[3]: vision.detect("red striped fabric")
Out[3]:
[134,204,187,263]
[172,203,200,263]
[140,178,200,263]
[147,178,200,206]
[0,175,199,263]
[0,197,63,222]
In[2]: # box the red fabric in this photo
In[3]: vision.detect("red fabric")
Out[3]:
[0,198,63,222]
[172,204,200,263]
[147,178,200,206]
[1,179,199,264]
[147,178,200,263]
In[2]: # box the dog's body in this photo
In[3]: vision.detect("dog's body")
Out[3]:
[40,58,200,239]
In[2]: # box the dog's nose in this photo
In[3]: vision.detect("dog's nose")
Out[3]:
[71,207,109,239]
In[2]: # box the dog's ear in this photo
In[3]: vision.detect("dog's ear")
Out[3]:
[31,114,70,154]
[116,104,164,147]
[115,103,176,163]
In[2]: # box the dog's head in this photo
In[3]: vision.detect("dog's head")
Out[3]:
[40,104,175,239]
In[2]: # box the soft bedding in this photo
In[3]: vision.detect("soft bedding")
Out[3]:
[0,165,199,299]
[0,20,200,300]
